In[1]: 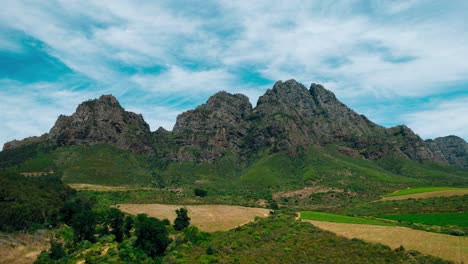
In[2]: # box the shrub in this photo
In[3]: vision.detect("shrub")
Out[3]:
[448,229,465,236]
[194,188,208,197]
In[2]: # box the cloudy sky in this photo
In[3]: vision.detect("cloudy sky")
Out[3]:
[1,0,467,146]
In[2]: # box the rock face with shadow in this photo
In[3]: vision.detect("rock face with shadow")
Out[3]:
[48,95,154,154]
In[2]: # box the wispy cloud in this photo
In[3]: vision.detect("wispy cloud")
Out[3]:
[403,97,468,140]
[0,0,467,145]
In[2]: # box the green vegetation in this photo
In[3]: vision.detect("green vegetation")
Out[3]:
[301,211,393,226]
[174,208,191,231]
[0,141,56,169]
[0,172,73,231]
[164,214,448,263]
[377,213,468,227]
[330,195,468,216]
[134,214,172,258]
[384,186,468,197]
[0,142,466,262]
[194,188,207,197]
[2,143,467,210]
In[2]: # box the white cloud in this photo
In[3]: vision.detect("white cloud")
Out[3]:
[402,97,468,140]
[132,66,236,94]
[0,79,96,146]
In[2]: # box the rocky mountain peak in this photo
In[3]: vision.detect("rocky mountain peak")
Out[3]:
[48,94,153,153]
[172,91,252,161]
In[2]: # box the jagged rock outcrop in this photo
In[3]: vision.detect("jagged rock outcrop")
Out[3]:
[48,95,153,154]
[244,80,443,163]
[172,91,252,161]
[384,125,439,161]
[427,136,468,168]
[2,134,48,151]
[244,80,385,152]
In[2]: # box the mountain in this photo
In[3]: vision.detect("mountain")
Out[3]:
[427,136,468,168]
[2,80,467,169]
[4,95,154,154]
[160,80,456,166]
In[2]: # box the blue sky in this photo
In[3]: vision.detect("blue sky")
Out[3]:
[1,0,468,146]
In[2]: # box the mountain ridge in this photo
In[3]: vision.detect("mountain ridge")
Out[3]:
[3,80,467,168]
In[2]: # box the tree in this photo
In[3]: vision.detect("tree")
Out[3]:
[174,208,191,231]
[49,240,67,260]
[124,215,134,238]
[194,188,208,197]
[71,210,97,242]
[135,214,171,258]
[108,208,125,242]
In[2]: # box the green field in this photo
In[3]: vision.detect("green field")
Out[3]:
[377,213,468,227]
[384,187,468,197]
[301,211,394,226]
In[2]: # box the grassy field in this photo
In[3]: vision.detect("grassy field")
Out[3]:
[306,220,468,263]
[381,190,468,201]
[384,187,468,197]
[118,204,270,232]
[377,212,468,227]
[300,211,393,226]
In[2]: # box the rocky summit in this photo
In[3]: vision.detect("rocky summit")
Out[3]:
[427,135,468,168]
[3,80,467,168]
[48,95,154,154]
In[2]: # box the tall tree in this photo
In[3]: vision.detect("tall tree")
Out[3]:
[135,214,171,258]
[108,208,125,242]
[174,207,191,231]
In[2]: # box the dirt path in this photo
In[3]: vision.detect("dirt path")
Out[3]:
[304,220,467,263]
[118,204,270,232]
[380,190,468,201]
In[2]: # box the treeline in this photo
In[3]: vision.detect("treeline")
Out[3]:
[0,172,74,231]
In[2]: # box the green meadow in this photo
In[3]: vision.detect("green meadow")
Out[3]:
[384,186,468,197]
[377,213,468,227]
[301,211,394,226]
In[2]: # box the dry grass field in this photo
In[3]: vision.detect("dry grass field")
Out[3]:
[380,189,468,201]
[118,204,270,232]
[0,231,49,264]
[305,220,468,263]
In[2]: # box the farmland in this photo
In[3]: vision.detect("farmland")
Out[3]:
[300,211,393,226]
[377,212,468,227]
[381,187,468,201]
[118,203,270,232]
[384,187,468,197]
[305,220,468,263]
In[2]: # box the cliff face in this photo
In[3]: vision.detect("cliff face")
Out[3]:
[48,95,153,154]
[172,91,252,161]
[427,136,468,168]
